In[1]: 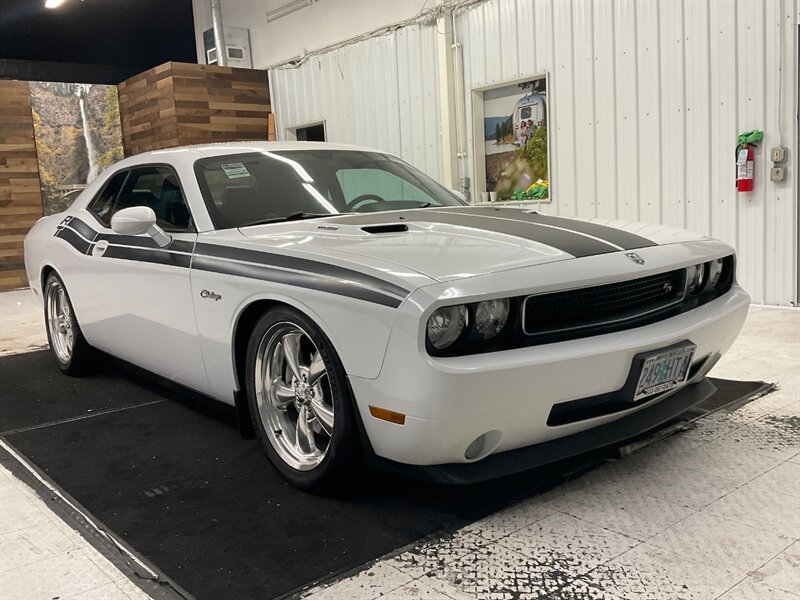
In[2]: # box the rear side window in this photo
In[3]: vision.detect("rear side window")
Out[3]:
[88,170,128,226]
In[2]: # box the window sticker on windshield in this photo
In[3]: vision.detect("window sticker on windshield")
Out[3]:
[220,162,250,179]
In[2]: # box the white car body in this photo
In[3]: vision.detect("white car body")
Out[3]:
[24,142,749,482]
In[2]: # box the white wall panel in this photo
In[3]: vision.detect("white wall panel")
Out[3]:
[635,0,663,226]
[269,24,442,182]
[613,1,640,222]
[549,0,578,216]
[593,0,619,221]
[454,0,797,305]
[684,0,712,236]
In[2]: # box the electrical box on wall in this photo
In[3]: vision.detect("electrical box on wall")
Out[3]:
[770,146,787,163]
[203,27,253,69]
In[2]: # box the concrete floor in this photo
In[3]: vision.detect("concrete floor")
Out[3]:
[0,289,798,600]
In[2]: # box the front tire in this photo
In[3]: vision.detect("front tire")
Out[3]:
[43,272,93,375]
[245,307,359,492]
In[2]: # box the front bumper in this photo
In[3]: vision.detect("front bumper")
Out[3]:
[369,377,717,484]
[349,285,749,469]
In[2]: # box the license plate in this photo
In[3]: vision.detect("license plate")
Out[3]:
[633,344,696,401]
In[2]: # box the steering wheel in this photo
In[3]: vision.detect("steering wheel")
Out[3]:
[349,194,387,211]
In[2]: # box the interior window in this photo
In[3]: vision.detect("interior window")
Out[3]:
[113,167,192,232]
[520,106,532,119]
[88,170,128,226]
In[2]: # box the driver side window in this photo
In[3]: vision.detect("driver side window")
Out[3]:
[336,169,434,206]
[113,166,193,232]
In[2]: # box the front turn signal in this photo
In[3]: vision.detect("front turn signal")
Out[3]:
[369,405,406,425]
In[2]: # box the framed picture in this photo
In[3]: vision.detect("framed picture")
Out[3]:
[29,82,123,215]
[471,74,550,203]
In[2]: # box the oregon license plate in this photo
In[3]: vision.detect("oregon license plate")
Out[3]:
[634,344,696,401]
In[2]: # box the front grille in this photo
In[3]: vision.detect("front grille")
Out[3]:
[522,269,686,338]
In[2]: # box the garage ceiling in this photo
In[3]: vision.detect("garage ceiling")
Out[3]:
[0,0,196,83]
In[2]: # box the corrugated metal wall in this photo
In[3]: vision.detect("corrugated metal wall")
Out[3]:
[269,24,443,181]
[456,0,797,306]
[269,0,798,306]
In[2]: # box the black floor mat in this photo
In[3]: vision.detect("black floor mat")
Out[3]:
[0,351,155,434]
[0,351,769,600]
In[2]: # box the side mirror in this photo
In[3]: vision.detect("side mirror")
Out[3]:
[111,206,172,248]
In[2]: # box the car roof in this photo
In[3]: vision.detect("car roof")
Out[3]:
[108,141,390,171]
[141,141,383,160]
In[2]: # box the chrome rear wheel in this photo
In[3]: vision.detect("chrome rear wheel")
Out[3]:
[43,272,92,375]
[254,322,335,471]
[46,279,74,363]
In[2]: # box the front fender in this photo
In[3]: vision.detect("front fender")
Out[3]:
[190,267,401,405]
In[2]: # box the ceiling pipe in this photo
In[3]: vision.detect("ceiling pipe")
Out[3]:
[211,0,227,66]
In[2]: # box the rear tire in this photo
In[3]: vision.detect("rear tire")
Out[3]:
[43,272,93,375]
[245,306,360,492]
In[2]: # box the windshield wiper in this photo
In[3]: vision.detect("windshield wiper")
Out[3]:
[241,212,332,227]
[416,202,433,208]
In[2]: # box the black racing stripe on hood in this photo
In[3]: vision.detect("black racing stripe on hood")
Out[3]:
[194,243,411,299]
[325,209,619,258]
[192,255,403,308]
[456,207,657,250]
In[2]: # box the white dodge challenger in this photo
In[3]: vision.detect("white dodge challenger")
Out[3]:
[24,142,749,490]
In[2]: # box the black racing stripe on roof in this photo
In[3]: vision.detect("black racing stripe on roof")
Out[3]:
[325,209,618,257]
[194,242,411,299]
[459,207,657,250]
[192,255,402,308]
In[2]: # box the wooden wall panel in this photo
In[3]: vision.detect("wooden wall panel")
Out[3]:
[118,62,270,155]
[117,62,179,156]
[0,80,43,292]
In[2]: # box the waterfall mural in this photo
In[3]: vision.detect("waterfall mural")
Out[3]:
[29,82,123,215]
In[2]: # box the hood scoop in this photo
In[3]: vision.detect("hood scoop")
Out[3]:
[361,223,409,234]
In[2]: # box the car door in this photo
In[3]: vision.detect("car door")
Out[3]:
[80,164,208,392]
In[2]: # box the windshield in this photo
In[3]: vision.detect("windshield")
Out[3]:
[194,150,466,229]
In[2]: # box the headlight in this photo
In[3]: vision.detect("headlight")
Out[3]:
[686,263,705,294]
[427,305,468,350]
[707,258,724,289]
[474,298,510,340]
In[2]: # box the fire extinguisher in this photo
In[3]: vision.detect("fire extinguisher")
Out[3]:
[736,144,754,192]
[735,129,763,193]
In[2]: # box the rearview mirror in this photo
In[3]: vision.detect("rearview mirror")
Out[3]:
[110,206,172,248]
[450,189,467,203]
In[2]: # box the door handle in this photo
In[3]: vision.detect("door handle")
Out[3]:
[91,240,109,257]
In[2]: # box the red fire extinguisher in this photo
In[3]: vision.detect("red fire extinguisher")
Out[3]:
[736,144,754,192]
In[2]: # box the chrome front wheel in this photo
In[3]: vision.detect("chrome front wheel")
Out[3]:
[254,322,335,471]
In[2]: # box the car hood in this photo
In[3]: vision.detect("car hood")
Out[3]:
[239,206,709,283]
